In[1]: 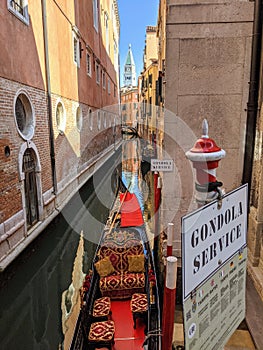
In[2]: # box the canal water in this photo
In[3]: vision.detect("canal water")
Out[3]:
[0,138,156,350]
[0,148,122,350]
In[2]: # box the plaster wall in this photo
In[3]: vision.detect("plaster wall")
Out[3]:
[0,0,120,269]
[161,0,254,247]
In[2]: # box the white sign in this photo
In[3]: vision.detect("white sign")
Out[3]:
[182,184,247,301]
[150,159,173,172]
[183,248,247,350]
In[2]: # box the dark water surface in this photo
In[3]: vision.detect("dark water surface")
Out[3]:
[0,150,121,350]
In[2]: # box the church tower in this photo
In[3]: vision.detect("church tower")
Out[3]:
[123,44,137,87]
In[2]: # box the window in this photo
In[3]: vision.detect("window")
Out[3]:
[86,52,92,76]
[114,85,117,98]
[56,101,66,134]
[8,0,29,25]
[89,108,93,130]
[73,34,80,67]
[108,78,111,94]
[93,0,99,32]
[76,106,83,132]
[96,62,100,84]
[102,71,106,89]
[97,111,101,130]
[14,90,35,140]
[103,112,107,128]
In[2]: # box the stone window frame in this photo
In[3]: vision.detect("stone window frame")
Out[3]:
[108,78,111,94]
[14,89,35,141]
[86,51,92,77]
[18,141,44,229]
[97,110,101,130]
[103,111,107,129]
[102,70,106,89]
[7,0,29,26]
[96,62,100,84]
[89,108,93,131]
[55,99,66,134]
[93,0,99,32]
[72,27,80,68]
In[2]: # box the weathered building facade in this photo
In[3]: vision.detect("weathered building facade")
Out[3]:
[120,86,138,128]
[138,26,159,142]
[0,0,120,269]
[156,0,254,270]
[247,1,263,300]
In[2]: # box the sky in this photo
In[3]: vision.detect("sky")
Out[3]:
[118,0,159,86]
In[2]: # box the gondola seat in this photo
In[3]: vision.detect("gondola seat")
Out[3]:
[95,241,146,299]
[92,297,112,320]
[130,293,148,329]
[88,320,115,349]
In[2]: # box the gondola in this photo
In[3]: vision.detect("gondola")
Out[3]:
[121,125,138,137]
[70,177,162,350]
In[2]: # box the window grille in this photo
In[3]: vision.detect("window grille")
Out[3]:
[86,53,92,76]
[8,0,29,25]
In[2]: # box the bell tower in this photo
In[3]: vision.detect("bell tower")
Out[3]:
[123,44,137,87]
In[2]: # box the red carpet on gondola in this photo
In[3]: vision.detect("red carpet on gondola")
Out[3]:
[119,192,144,227]
[111,300,146,350]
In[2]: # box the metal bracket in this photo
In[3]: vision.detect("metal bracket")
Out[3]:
[216,187,224,209]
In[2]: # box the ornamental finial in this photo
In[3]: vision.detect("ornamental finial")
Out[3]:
[202,119,209,139]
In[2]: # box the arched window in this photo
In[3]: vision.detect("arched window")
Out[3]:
[76,106,83,132]
[103,111,107,128]
[89,108,93,131]
[56,100,66,134]
[22,148,39,227]
[97,111,101,130]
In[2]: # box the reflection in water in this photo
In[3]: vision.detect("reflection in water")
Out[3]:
[121,138,144,212]
[61,234,85,350]
[0,140,157,350]
[0,152,120,350]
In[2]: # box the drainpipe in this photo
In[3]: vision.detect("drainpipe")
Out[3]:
[41,0,57,194]
[242,0,262,200]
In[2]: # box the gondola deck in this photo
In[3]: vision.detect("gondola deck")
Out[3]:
[70,168,161,349]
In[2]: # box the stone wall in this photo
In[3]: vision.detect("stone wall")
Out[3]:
[161,0,254,258]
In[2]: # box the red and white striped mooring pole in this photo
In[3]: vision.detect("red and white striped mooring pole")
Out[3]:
[162,256,178,350]
[167,222,174,257]
[185,119,226,205]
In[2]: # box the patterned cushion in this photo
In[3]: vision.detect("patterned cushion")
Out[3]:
[88,320,115,341]
[95,257,115,277]
[128,254,145,272]
[131,293,148,313]
[93,297,111,317]
[100,273,145,292]
[98,244,144,274]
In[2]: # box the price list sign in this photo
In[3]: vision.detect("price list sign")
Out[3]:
[183,248,247,350]
[182,185,248,350]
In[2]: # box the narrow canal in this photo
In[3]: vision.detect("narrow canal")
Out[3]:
[0,138,156,350]
[0,148,122,350]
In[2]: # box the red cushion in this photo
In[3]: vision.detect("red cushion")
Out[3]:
[100,273,145,292]
[88,320,115,341]
[93,297,111,317]
[131,293,148,313]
